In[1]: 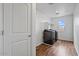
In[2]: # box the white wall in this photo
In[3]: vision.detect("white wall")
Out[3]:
[73,4,79,55]
[36,10,50,46]
[51,15,73,41]
[36,10,73,46]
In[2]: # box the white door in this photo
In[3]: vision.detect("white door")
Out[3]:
[4,3,32,56]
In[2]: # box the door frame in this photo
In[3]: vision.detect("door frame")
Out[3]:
[31,3,36,56]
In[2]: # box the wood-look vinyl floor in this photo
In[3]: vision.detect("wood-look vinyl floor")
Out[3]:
[36,40,77,56]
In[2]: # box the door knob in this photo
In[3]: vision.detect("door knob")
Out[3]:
[28,35,31,37]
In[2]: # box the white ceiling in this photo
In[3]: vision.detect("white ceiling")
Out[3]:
[36,3,76,18]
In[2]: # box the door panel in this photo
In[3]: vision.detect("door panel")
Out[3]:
[12,4,28,33]
[12,40,28,56]
[4,3,32,56]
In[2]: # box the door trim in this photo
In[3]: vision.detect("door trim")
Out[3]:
[31,3,36,56]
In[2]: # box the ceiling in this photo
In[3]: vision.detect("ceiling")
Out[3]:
[36,3,76,18]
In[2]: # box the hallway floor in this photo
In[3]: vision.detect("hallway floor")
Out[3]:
[36,40,77,56]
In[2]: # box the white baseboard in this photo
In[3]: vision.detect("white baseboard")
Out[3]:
[36,39,73,46]
[58,39,73,42]
[36,42,43,46]
[43,43,52,46]
[74,42,79,56]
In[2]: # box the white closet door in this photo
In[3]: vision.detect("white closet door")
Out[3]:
[4,3,32,56]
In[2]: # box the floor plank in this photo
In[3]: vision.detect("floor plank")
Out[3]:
[36,40,77,56]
